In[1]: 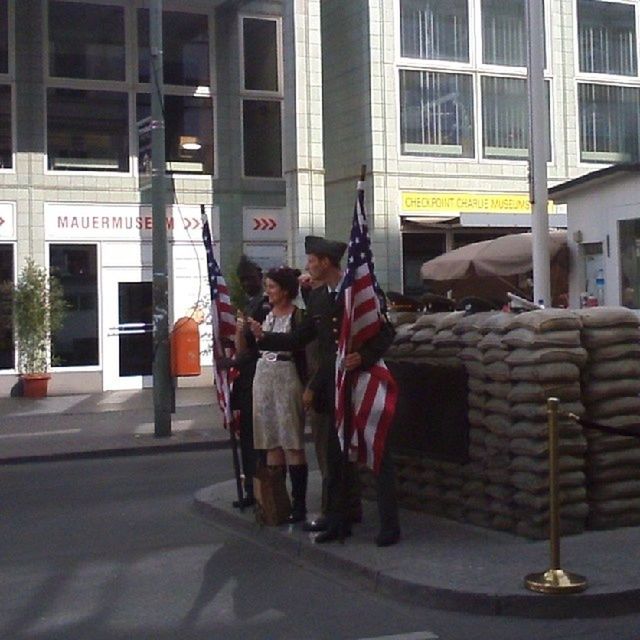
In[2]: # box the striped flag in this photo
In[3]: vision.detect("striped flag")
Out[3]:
[201,209,236,427]
[335,182,398,473]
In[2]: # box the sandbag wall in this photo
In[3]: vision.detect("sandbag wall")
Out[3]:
[363,307,640,539]
[576,308,640,530]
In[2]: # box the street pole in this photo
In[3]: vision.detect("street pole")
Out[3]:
[526,0,551,307]
[150,0,171,437]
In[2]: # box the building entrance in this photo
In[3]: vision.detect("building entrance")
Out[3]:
[103,268,153,391]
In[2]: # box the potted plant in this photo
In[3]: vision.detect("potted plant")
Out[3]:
[0,258,67,397]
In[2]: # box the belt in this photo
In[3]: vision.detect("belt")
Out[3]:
[260,352,293,362]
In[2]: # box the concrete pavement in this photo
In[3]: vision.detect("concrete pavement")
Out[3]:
[0,387,226,463]
[194,473,640,620]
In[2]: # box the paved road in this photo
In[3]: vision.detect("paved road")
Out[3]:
[2,451,639,640]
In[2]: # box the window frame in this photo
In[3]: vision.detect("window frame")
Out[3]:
[395,0,554,164]
[239,14,284,180]
[574,0,640,79]
[47,240,102,374]
[43,0,217,179]
[0,0,15,173]
[574,0,640,167]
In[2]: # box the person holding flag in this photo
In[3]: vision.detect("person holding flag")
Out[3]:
[248,182,400,546]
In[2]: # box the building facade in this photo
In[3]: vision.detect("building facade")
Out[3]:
[1,0,639,394]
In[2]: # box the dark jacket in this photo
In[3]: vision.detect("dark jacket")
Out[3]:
[230,293,270,407]
[257,286,394,414]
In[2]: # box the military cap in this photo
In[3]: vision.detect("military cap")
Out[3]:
[304,235,347,262]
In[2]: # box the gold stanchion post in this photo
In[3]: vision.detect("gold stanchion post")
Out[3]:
[524,397,588,594]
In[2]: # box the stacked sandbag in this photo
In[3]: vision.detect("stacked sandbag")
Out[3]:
[474,313,517,531]
[431,311,466,365]
[386,312,420,360]
[576,307,640,530]
[502,309,589,538]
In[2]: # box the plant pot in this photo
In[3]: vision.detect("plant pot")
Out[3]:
[21,373,51,398]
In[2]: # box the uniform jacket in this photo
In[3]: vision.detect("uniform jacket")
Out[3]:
[258,285,394,414]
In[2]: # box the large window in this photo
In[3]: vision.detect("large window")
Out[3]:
[0,0,8,74]
[619,219,640,309]
[400,70,474,158]
[241,16,282,178]
[243,18,278,91]
[45,3,215,176]
[482,77,551,160]
[578,83,640,163]
[578,0,637,77]
[138,9,209,86]
[398,0,551,161]
[48,1,125,81]
[0,243,14,369]
[400,0,469,62]
[243,100,282,177]
[137,94,214,175]
[47,88,129,171]
[0,84,10,169]
[50,245,98,367]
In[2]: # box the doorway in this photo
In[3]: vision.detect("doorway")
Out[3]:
[103,268,153,390]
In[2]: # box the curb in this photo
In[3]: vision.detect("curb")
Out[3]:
[193,486,640,620]
[0,438,228,465]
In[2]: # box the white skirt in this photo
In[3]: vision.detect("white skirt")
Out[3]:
[252,358,304,450]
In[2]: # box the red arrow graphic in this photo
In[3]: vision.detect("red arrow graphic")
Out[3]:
[0,217,4,226]
[253,217,277,231]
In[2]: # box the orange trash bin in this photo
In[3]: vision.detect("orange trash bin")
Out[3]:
[170,317,202,377]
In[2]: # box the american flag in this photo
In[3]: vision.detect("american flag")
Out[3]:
[201,208,236,427]
[335,182,398,474]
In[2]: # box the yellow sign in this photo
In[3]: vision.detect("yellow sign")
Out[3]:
[401,192,555,215]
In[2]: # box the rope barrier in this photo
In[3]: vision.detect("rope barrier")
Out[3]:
[563,412,640,440]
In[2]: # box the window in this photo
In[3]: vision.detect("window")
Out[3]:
[138,9,209,86]
[578,0,637,76]
[400,0,469,62]
[0,84,10,169]
[50,245,98,367]
[482,76,551,160]
[243,18,278,92]
[0,243,14,369]
[241,16,282,178]
[400,70,474,158]
[482,0,526,67]
[0,0,8,74]
[47,88,129,171]
[578,83,640,163]
[619,219,640,309]
[48,1,125,81]
[398,1,552,161]
[243,100,282,177]
[137,94,214,174]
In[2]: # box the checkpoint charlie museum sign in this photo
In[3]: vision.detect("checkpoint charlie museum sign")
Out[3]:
[401,191,556,215]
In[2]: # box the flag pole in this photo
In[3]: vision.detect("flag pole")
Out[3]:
[339,164,367,540]
[200,203,244,508]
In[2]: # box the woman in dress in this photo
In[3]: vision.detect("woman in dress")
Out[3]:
[236,266,308,523]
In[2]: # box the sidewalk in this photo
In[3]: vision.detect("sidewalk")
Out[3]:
[194,471,640,620]
[0,387,227,463]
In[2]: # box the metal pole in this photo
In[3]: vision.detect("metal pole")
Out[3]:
[526,0,551,307]
[524,398,587,594]
[548,397,561,570]
[150,0,171,437]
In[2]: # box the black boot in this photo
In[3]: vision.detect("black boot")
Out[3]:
[286,464,308,523]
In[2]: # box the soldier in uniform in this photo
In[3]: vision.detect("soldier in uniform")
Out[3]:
[228,256,270,508]
[248,236,400,546]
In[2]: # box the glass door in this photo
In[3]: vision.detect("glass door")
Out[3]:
[103,268,153,390]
